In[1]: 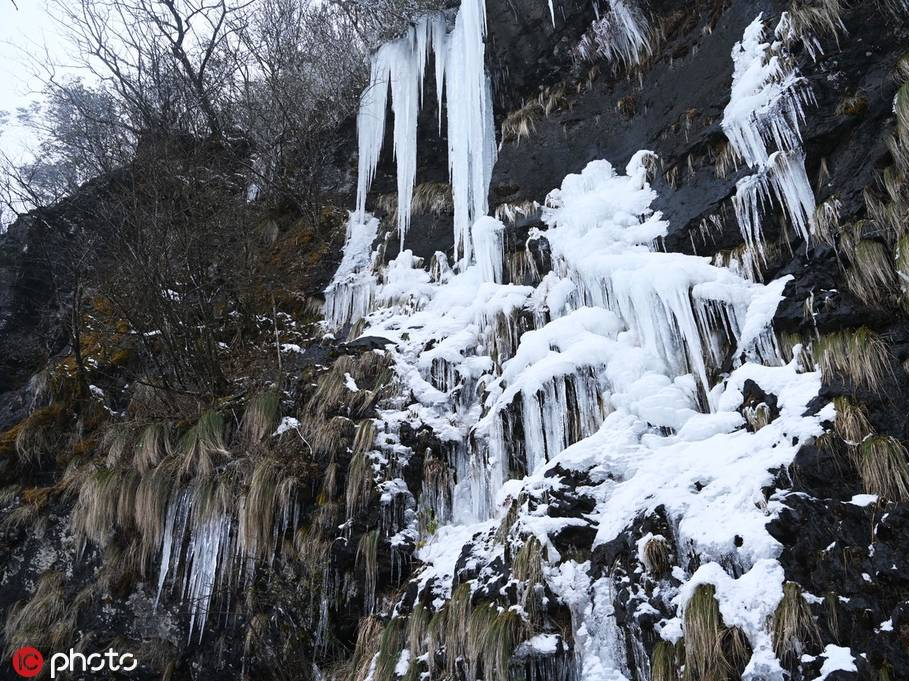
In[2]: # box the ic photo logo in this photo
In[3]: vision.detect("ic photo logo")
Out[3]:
[12,647,138,678]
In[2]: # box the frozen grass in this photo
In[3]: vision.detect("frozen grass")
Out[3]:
[786,0,847,44]
[844,240,897,307]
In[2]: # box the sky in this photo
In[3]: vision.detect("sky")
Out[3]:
[0,0,71,162]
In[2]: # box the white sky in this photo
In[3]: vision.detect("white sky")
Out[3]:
[0,0,71,162]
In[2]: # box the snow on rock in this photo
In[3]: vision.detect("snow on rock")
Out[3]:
[332,147,825,677]
[817,645,857,679]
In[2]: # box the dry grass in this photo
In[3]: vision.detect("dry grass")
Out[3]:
[772,582,820,664]
[345,446,374,517]
[356,529,380,612]
[836,92,868,117]
[135,422,172,473]
[466,603,527,681]
[240,390,281,444]
[816,328,892,390]
[814,196,843,246]
[10,404,68,466]
[495,498,520,543]
[832,396,873,445]
[178,410,228,478]
[785,0,847,44]
[347,615,384,681]
[682,584,748,681]
[683,584,724,681]
[844,240,897,307]
[854,435,909,501]
[713,140,738,180]
[412,182,453,216]
[501,100,542,146]
[72,466,141,546]
[643,535,671,578]
[4,571,88,657]
[651,639,683,681]
[241,457,298,561]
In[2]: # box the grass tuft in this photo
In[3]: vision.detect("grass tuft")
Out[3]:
[178,410,228,478]
[854,435,909,501]
[844,240,897,307]
[240,391,281,444]
[651,639,683,681]
[816,328,892,390]
[832,396,873,445]
[772,581,820,664]
[466,603,527,681]
[643,535,671,578]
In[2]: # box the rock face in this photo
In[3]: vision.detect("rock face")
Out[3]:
[2,1,909,680]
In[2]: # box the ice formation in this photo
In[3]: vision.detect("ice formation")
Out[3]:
[723,14,817,266]
[324,212,380,329]
[576,0,651,66]
[315,4,830,678]
[355,0,495,260]
[327,145,828,677]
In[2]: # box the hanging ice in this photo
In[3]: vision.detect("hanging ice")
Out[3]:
[471,216,506,283]
[356,16,448,246]
[577,0,651,66]
[723,14,816,258]
[353,1,494,261]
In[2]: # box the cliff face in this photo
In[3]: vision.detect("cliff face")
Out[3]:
[1,0,909,680]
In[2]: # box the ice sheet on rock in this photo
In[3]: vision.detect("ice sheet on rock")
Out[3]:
[323,213,379,328]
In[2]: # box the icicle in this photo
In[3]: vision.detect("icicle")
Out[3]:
[445,0,497,263]
[352,5,495,259]
[354,16,450,246]
[723,14,816,260]
[471,216,506,283]
[577,0,651,66]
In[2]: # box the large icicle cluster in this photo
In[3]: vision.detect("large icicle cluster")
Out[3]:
[327,149,827,678]
[355,0,495,260]
[723,14,817,267]
[321,2,831,678]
